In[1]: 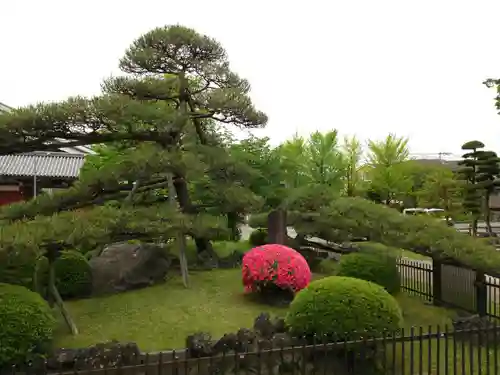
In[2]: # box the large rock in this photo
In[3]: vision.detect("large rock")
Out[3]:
[89,242,171,295]
[44,341,140,371]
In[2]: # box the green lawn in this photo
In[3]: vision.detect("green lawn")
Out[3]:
[55,268,500,373]
[55,269,287,351]
[56,268,454,351]
[400,249,431,261]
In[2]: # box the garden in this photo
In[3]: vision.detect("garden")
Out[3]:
[1,24,500,375]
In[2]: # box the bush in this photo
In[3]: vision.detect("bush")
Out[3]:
[285,276,403,340]
[0,252,38,290]
[213,241,251,258]
[242,244,311,295]
[317,259,338,274]
[0,283,55,367]
[249,228,268,246]
[248,213,268,228]
[35,250,92,299]
[356,241,401,257]
[337,251,400,294]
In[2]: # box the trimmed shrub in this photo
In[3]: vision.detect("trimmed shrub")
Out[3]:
[0,283,55,367]
[248,213,268,228]
[337,251,400,294]
[0,252,38,290]
[317,259,338,274]
[249,228,269,247]
[242,244,311,295]
[356,241,401,257]
[35,250,92,299]
[213,241,251,258]
[285,276,403,340]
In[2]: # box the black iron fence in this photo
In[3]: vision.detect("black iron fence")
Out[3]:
[398,258,500,319]
[8,325,500,375]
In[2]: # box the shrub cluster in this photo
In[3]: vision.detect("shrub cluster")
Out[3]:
[0,252,38,290]
[337,251,400,294]
[0,283,55,367]
[285,276,403,340]
[35,250,93,299]
[242,244,311,294]
[248,228,268,247]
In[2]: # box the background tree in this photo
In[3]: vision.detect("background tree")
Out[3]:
[416,164,463,220]
[305,130,345,189]
[342,135,363,197]
[275,134,309,190]
[366,134,412,205]
[475,150,500,234]
[457,140,486,236]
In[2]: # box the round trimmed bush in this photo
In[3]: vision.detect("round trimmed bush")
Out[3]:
[0,252,38,290]
[35,250,92,299]
[249,228,268,247]
[0,283,55,367]
[337,252,400,294]
[285,276,403,339]
[242,244,311,294]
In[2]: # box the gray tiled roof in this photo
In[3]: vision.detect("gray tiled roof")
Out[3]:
[0,152,85,178]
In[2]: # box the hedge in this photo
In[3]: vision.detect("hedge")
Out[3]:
[35,250,93,299]
[0,283,55,367]
[285,276,403,340]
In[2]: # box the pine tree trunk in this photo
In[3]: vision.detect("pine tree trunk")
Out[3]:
[167,173,190,288]
[472,217,478,237]
[48,257,78,335]
[485,193,493,235]
[267,209,287,244]
[173,173,217,258]
[227,211,240,241]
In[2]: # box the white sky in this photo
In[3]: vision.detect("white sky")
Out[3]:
[1,0,500,158]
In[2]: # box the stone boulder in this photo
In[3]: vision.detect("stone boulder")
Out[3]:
[89,242,171,295]
[56,341,139,371]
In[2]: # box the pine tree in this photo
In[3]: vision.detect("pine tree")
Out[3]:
[0,25,267,332]
[475,150,500,234]
[457,140,487,236]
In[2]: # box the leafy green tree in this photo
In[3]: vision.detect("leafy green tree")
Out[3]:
[229,135,285,209]
[275,133,309,190]
[367,134,410,166]
[305,130,345,189]
[366,134,412,205]
[342,135,363,197]
[416,164,463,219]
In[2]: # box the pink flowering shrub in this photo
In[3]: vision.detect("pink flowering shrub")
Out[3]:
[242,244,312,294]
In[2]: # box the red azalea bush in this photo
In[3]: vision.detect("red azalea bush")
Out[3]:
[242,244,312,294]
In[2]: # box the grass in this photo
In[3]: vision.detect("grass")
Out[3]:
[54,267,500,373]
[57,268,454,351]
[55,269,286,351]
[400,249,431,261]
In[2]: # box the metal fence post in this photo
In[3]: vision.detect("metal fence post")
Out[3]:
[475,271,488,316]
[432,258,442,305]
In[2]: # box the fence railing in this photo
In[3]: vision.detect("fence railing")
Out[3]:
[8,325,500,375]
[398,258,500,319]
